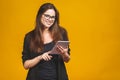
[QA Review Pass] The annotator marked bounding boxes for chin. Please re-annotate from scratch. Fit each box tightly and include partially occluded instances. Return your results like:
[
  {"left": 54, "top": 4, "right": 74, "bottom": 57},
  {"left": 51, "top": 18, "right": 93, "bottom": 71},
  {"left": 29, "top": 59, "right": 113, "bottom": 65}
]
[
  {"left": 45, "top": 24, "right": 53, "bottom": 28},
  {"left": 42, "top": 24, "right": 50, "bottom": 27}
]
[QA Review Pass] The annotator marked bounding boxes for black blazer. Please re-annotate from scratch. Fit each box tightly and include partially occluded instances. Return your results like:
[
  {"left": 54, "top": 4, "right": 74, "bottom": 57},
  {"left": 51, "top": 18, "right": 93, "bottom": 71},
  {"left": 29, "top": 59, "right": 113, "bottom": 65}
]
[{"left": 22, "top": 27, "right": 70, "bottom": 80}]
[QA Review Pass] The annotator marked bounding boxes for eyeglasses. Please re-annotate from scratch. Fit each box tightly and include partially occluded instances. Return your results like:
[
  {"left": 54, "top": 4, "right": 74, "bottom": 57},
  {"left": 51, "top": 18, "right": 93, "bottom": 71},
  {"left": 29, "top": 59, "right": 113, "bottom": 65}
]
[{"left": 43, "top": 14, "right": 55, "bottom": 20}]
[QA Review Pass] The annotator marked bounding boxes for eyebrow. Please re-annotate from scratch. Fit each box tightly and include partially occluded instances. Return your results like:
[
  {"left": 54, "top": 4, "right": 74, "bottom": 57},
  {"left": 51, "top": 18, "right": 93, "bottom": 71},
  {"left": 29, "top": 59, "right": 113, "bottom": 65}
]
[{"left": 44, "top": 14, "right": 55, "bottom": 17}]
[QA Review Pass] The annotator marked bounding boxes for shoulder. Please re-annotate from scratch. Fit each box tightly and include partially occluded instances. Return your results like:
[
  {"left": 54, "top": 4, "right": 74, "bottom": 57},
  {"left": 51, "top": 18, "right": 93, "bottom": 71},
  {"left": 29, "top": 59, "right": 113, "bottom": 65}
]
[
  {"left": 24, "top": 30, "right": 35, "bottom": 42},
  {"left": 59, "top": 26, "right": 68, "bottom": 34},
  {"left": 59, "top": 26, "right": 69, "bottom": 40},
  {"left": 24, "top": 30, "right": 34, "bottom": 38}
]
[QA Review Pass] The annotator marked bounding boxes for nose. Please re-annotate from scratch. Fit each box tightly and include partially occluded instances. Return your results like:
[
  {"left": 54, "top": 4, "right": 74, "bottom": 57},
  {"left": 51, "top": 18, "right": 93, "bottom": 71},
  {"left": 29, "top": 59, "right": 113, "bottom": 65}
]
[{"left": 49, "top": 17, "right": 52, "bottom": 20}]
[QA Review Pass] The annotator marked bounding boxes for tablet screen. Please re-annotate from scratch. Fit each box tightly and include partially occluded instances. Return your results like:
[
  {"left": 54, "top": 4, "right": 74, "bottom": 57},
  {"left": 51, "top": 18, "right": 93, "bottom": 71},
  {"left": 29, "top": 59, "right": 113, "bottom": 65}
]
[{"left": 50, "top": 41, "right": 70, "bottom": 54}]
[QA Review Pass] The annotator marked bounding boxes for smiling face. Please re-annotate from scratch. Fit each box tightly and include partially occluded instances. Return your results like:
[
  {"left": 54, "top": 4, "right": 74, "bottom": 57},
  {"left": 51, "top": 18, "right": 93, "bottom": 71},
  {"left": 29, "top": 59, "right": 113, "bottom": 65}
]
[{"left": 41, "top": 9, "right": 55, "bottom": 29}]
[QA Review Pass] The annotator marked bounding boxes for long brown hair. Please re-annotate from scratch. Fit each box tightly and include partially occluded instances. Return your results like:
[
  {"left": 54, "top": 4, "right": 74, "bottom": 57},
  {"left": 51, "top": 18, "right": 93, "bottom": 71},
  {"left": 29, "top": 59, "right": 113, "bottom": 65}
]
[{"left": 30, "top": 3, "right": 63, "bottom": 53}]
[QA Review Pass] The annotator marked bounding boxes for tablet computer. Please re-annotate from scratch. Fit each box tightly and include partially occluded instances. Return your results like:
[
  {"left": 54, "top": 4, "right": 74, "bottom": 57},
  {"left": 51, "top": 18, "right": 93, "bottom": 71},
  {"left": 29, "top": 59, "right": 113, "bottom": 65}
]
[{"left": 50, "top": 41, "right": 70, "bottom": 54}]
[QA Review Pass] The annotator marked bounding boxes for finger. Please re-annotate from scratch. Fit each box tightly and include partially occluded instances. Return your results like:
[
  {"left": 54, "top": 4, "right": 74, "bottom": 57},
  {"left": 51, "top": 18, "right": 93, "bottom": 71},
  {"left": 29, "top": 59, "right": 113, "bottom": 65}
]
[
  {"left": 47, "top": 51, "right": 51, "bottom": 54},
  {"left": 45, "top": 56, "right": 49, "bottom": 61},
  {"left": 44, "top": 55, "right": 52, "bottom": 61},
  {"left": 46, "top": 54, "right": 51, "bottom": 61},
  {"left": 47, "top": 55, "right": 52, "bottom": 60},
  {"left": 57, "top": 46, "right": 63, "bottom": 51},
  {"left": 42, "top": 55, "right": 47, "bottom": 61},
  {"left": 56, "top": 46, "right": 64, "bottom": 54},
  {"left": 56, "top": 46, "right": 60, "bottom": 52},
  {"left": 49, "top": 55, "right": 52, "bottom": 59},
  {"left": 42, "top": 54, "right": 49, "bottom": 61},
  {"left": 57, "top": 46, "right": 65, "bottom": 54}
]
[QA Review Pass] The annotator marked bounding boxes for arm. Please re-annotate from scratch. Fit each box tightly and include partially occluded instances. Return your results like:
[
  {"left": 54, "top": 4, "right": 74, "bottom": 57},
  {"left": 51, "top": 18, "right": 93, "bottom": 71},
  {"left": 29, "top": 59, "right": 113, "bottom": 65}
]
[
  {"left": 57, "top": 46, "right": 70, "bottom": 63},
  {"left": 61, "top": 28, "right": 71, "bottom": 62},
  {"left": 23, "top": 55, "right": 42, "bottom": 69},
  {"left": 23, "top": 51, "right": 52, "bottom": 70},
  {"left": 61, "top": 52, "right": 70, "bottom": 63},
  {"left": 22, "top": 33, "right": 52, "bottom": 70}
]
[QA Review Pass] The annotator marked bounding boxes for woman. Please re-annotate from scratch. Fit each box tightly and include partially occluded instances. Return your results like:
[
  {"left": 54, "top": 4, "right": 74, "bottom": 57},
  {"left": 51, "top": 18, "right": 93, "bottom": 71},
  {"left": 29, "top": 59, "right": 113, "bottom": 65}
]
[{"left": 22, "top": 3, "right": 70, "bottom": 80}]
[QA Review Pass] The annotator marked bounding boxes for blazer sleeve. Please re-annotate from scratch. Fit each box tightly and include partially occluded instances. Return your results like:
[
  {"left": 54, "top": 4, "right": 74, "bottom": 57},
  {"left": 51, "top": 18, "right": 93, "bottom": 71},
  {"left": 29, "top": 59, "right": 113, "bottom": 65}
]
[
  {"left": 22, "top": 34, "right": 31, "bottom": 64},
  {"left": 62, "top": 28, "right": 71, "bottom": 55}
]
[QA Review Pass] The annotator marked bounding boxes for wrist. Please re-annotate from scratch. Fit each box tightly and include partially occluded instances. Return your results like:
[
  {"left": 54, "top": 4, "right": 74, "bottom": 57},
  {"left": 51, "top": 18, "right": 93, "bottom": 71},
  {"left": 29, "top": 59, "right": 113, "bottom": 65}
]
[
  {"left": 62, "top": 53, "right": 70, "bottom": 62},
  {"left": 62, "top": 52, "right": 68, "bottom": 56},
  {"left": 62, "top": 52, "right": 68, "bottom": 58},
  {"left": 38, "top": 55, "right": 43, "bottom": 60}
]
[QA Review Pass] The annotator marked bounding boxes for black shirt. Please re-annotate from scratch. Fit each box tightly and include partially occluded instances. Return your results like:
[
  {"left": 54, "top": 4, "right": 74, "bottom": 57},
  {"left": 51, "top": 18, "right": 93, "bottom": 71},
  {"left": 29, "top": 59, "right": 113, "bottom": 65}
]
[{"left": 35, "top": 42, "right": 58, "bottom": 80}]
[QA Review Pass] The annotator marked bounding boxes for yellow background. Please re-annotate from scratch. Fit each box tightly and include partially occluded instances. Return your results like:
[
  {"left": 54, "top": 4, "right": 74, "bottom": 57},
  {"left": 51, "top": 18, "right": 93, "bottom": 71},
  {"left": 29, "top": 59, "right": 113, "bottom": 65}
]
[{"left": 0, "top": 0, "right": 120, "bottom": 80}]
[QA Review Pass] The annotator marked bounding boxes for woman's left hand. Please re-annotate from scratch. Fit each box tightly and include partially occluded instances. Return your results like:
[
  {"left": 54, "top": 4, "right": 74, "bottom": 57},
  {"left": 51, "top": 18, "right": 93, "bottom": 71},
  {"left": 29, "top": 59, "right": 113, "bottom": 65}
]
[
  {"left": 56, "top": 45, "right": 68, "bottom": 55},
  {"left": 56, "top": 45, "right": 70, "bottom": 62}
]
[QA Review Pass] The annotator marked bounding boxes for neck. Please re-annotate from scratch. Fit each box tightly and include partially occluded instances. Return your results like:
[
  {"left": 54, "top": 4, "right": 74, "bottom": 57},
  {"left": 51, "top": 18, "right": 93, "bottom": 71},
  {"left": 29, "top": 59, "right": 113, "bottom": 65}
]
[
  {"left": 44, "top": 26, "right": 49, "bottom": 29},
  {"left": 43, "top": 28, "right": 49, "bottom": 33}
]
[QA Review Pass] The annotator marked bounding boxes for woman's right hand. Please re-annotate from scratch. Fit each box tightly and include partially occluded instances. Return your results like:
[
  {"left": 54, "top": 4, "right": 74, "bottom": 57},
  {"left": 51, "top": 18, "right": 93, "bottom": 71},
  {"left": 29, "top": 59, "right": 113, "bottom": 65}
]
[{"left": 41, "top": 51, "right": 52, "bottom": 61}]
